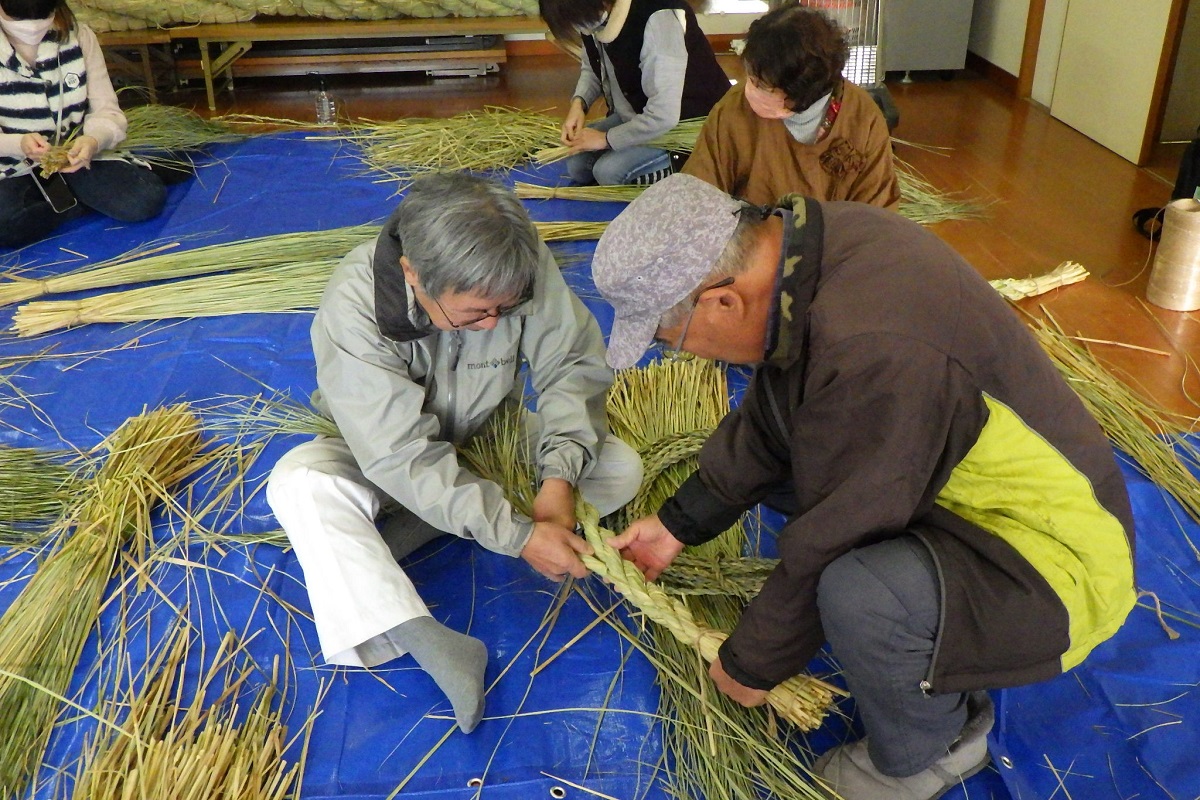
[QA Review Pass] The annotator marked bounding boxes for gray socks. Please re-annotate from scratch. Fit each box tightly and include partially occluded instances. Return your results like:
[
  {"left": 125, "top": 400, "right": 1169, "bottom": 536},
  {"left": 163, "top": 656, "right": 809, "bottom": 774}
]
[
  {"left": 387, "top": 617, "right": 488, "bottom": 733},
  {"left": 379, "top": 510, "right": 447, "bottom": 562}
]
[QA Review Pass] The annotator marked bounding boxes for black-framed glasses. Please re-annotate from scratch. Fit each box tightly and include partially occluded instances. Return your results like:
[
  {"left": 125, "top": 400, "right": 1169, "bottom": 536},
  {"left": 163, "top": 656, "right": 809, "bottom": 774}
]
[
  {"left": 430, "top": 287, "right": 532, "bottom": 329},
  {"left": 659, "top": 276, "right": 735, "bottom": 358}
]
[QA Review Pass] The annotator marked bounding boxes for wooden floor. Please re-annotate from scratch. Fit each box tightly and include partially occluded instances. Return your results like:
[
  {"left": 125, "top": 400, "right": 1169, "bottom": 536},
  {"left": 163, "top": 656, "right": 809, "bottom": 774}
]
[{"left": 159, "top": 53, "right": 1197, "bottom": 417}]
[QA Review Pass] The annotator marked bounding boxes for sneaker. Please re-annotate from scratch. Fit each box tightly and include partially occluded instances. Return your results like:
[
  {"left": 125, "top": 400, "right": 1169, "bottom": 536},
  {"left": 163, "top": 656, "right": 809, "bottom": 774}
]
[{"left": 813, "top": 692, "right": 994, "bottom": 800}]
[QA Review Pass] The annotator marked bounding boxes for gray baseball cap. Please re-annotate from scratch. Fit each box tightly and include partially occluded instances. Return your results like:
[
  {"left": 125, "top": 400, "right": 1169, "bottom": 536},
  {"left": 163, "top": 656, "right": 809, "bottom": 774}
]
[{"left": 593, "top": 174, "right": 744, "bottom": 369}]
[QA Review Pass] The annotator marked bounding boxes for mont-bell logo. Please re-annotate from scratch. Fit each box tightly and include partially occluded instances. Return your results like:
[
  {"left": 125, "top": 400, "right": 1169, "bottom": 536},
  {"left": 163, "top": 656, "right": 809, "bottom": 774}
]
[{"left": 466, "top": 354, "right": 517, "bottom": 370}]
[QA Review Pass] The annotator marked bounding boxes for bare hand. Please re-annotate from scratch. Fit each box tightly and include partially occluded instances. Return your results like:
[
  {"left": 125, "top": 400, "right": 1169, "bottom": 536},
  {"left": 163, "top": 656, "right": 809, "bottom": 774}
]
[
  {"left": 605, "top": 514, "right": 684, "bottom": 581},
  {"left": 710, "top": 657, "right": 769, "bottom": 707},
  {"left": 521, "top": 521, "right": 592, "bottom": 582},
  {"left": 566, "top": 127, "right": 609, "bottom": 154},
  {"left": 62, "top": 135, "right": 98, "bottom": 173},
  {"left": 560, "top": 98, "right": 588, "bottom": 146},
  {"left": 20, "top": 133, "right": 50, "bottom": 161},
  {"left": 532, "top": 477, "right": 575, "bottom": 531}
]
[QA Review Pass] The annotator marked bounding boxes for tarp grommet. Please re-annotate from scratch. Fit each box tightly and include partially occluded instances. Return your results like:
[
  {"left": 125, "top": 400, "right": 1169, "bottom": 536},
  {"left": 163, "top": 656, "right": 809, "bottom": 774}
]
[
  {"left": 550, "top": 787, "right": 567, "bottom": 798},
  {"left": 467, "top": 777, "right": 484, "bottom": 788}
]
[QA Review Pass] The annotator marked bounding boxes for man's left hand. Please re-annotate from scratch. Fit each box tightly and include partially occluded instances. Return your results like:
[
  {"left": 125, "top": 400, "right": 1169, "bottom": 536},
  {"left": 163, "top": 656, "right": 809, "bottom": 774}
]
[
  {"left": 532, "top": 477, "right": 575, "bottom": 531},
  {"left": 567, "top": 127, "right": 609, "bottom": 154},
  {"left": 709, "top": 657, "right": 769, "bottom": 707},
  {"left": 62, "top": 135, "right": 99, "bottom": 173}
]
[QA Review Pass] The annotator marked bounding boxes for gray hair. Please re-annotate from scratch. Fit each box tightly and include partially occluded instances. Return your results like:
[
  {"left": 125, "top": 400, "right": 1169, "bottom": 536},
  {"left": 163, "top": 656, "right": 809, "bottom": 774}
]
[
  {"left": 659, "top": 208, "right": 766, "bottom": 330},
  {"left": 392, "top": 172, "right": 540, "bottom": 301}
]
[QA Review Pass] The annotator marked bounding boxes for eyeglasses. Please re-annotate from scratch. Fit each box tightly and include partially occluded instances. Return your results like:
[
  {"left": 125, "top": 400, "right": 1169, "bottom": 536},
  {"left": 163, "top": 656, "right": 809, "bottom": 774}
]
[
  {"left": 430, "top": 288, "right": 532, "bottom": 329},
  {"left": 659, "top": 276, "right": 735, "bottom": 358}
]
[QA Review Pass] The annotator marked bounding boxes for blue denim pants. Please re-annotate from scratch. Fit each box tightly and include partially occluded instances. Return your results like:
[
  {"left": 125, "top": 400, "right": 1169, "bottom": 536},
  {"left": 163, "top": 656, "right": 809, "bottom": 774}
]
[
  {"left": 565, "top": 114, "right": 672, "bottom": 186},
  {"left": 0, "top": 159, "right": 166, "bottom": 249}
]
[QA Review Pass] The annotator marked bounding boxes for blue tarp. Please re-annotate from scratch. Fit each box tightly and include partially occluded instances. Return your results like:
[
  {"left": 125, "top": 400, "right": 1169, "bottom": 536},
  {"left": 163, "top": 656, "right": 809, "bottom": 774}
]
[{"left": 1, "top": 132, "right": 1197, "bottom": 800}]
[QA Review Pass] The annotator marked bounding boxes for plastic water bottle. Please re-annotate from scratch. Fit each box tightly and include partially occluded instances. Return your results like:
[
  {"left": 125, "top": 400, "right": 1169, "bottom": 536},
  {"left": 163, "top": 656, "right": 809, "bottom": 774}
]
[{"left": 312, "top": 73, "right": 336, "bottom": 125}]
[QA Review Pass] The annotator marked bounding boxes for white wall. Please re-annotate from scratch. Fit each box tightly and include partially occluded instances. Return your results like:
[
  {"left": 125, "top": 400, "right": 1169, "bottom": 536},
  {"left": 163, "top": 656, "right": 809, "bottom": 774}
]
[
  {"left": 1161, "top": 0, "right": 1200, "bottom": 142},
  {"left": 1031, "top": 0, "right": 1067, "bottom": 106},
  {"left": 968, "top": 0, "right": 1030, "bottom": 76}
]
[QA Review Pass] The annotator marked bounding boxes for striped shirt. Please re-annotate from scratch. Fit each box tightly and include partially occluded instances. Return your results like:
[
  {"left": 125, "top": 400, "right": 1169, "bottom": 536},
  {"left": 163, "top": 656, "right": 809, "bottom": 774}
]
[{"left": 1, "top": 23, "right": 125, "bottom": 179}]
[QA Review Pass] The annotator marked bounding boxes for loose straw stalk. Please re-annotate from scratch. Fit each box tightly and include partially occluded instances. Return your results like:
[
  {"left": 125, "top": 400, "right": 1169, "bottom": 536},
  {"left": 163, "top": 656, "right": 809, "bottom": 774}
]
[{"left": 0, "top": 405, "right": 212, "bottom": 797}]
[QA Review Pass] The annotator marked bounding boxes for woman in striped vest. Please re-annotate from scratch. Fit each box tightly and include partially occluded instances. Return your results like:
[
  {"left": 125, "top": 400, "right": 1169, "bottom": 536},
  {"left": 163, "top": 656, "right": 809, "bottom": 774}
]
[{"left": 0, "top": 0, "right": 166, "bottom": 248}]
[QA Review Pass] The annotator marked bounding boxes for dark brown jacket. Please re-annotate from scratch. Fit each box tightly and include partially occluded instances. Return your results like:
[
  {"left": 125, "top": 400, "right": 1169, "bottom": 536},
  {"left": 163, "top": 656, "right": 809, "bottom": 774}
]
[{"left": 658, "top": 198, "right": 1136, "bottom": 694}]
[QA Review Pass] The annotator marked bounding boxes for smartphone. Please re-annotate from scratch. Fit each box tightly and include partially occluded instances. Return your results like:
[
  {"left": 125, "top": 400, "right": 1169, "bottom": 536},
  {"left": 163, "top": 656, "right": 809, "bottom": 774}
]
[{"left": 31, "top": 171, "right": 78, "bottom": 214}]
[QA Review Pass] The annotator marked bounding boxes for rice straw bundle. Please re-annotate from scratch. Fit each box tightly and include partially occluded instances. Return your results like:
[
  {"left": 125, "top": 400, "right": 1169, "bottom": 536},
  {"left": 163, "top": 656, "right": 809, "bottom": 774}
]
[
  {"left": 71, "top": 628, "right": 307, "bottom": 800},
  {"left": 0, "top": 445, "right": 83, "bottom": 548},
  {"left": 533, "top": 118, "right": 706, "bottom": 165},
  {"left": 0, "top": 405, "right": 212, "bottom": 797},
  {"left": 517, "top": 160, "right": 987, "bottom": 228},
  {"left": 7, "top": 221, "right": 606, "bottom": 334},
  {"left": 0, "top": 224, "right": 379, "bottom": 307},
  {"left": 116, "top": 104, "right": 246, "bottom": 160},
  {"left": 339, "top": 107, "right": 562, "bottom": 183},
  {"left": 990, "top": 262, "right": 1089, "bottom": 302},
  {"left": 1029, "top": 315, "right": 1200, "bottom": 531},
  {"left": 534, "top": 221, "right": 608, "bottom": 242},
  {"left": 514, "top": 182, "right": 645, "bottom": 203},
  {"left": 12, "top": 260, "right": 338, "bottom": 337},
  {"left": 38, "top": 146, "right": 71, "bottom": 177}
]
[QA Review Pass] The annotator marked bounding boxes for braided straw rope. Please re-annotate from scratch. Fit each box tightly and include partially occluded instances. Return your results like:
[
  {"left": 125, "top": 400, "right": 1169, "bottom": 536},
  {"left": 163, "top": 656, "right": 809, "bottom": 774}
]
[
  {"left": 576, "top": 501, "right": 841, "bottom": 732},
  {"left": 71, "top": 0, "right": 537, "bottom": 32},
  {"left": 629, "top": 428, "right": 711, "bottom": 518}
]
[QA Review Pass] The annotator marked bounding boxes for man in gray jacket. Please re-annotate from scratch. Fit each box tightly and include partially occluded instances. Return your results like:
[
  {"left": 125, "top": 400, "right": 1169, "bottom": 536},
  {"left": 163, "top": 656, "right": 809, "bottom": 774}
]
[{"left": 267, "top": 173, "right": 642, "bottom": 734}]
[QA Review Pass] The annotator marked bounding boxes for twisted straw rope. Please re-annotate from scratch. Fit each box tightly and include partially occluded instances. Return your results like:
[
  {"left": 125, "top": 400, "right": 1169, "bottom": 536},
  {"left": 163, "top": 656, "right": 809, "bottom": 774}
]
[
  {"left": 73, "top": 0, "right": 537, "bottom": 32},
  {"left": 576, "top": 502, "right": 841, "bottom": 731},
  {"left": 629, "top": 428, "right": 711, "bottom": 518}
]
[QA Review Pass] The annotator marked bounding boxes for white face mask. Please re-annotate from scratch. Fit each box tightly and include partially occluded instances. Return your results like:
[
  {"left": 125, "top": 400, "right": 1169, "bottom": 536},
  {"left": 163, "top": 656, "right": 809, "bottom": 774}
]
[{"left": 1, "top": 15, "right": 56, "bottom": 47}]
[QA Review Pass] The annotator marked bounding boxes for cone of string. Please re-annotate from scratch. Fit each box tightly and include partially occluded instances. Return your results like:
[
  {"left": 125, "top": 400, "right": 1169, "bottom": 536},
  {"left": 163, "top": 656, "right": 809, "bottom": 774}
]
[{"left": 1146, "top": 198, "right": 1200, "bottom": 311}]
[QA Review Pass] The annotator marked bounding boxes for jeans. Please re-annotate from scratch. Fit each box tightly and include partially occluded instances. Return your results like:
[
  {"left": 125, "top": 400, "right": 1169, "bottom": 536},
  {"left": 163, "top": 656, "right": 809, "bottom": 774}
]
[
  {"left": 0, "top": 160, "right": 166, "bottom": 248},
  {"left": 565, "top": 114, "right": 672, "bottom": 186}
]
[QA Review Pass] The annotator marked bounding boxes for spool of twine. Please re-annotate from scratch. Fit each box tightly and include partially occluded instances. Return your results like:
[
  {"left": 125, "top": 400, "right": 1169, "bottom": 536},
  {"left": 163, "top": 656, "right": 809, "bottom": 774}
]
[{"left": 1147, "top": 198, "right": 1200, "bottom": 311}]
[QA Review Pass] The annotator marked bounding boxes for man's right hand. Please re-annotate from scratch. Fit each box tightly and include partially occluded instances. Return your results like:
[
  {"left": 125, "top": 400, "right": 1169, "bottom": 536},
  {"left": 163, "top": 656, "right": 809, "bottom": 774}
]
[
  {"left": 606, "top": 515, "right": 685, "bottom": 581},
  {"left": 520, "top": 521, "right": 593, "bottom": 582}
]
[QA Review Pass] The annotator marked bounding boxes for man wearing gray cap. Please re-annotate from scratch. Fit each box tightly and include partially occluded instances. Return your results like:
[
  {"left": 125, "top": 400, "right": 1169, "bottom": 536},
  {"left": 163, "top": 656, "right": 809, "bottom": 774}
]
[{"left": 594, "top": 173, "right": 1135, "bottom": 800}]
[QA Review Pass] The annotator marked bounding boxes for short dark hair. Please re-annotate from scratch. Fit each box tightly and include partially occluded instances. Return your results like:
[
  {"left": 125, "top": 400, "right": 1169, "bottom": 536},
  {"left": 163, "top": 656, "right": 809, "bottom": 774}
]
[
  {"left": 0, "top": 0, "right": 73, "bottom": 31},
  {"left": 539, "top": 0, "right": 609, "bottom": 44},
  {"left": 743, "top": 3, "right": 848, "bottom": 112}
]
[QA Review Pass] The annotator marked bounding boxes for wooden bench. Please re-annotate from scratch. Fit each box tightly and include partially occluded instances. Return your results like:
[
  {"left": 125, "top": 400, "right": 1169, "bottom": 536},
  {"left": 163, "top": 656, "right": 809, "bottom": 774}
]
[
  {"left": 169, "top": 16, "right": 548, "bottom": 110},
  {"left": 97, "top": 29, "right": 174, "bottom": 102}
]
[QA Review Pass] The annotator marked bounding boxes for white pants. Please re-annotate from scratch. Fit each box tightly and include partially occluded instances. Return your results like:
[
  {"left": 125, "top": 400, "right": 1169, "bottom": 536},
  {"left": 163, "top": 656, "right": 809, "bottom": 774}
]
[{"left": 267, "top": 433, "right": 642, "bottom": 668}]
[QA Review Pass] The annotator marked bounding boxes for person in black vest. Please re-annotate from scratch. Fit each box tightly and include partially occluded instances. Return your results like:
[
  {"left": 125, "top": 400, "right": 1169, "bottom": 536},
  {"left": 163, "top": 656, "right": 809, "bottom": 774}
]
[
  {"left": 0, "top": 0, "right": 167, "bottom": 249},
  {"left": 540, "top": 0, "right": 730, "bottom": 186}
]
